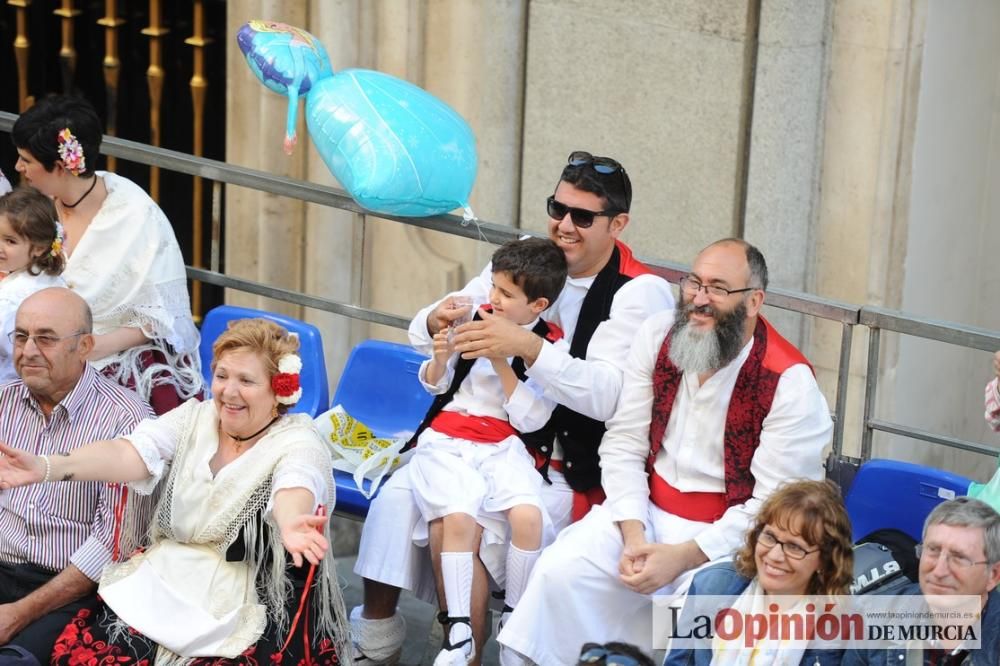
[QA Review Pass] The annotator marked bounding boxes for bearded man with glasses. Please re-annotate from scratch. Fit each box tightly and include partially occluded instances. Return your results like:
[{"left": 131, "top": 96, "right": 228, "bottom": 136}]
[
  {"left": 350, "top": 152, "right": 674, "bottom": 664},
  {"left": 498, "top": 239, "right": 833, "bottom": 664},
  {"left": 0, "top": 288, "right": 152, "bottom": 666},
  {"left": 845, "top": 497, "right": 1000, "bottom": 665}
]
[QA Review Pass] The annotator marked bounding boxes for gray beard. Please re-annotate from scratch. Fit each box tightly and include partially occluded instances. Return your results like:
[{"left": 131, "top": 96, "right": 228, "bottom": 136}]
[
  {"left": 667, "top": 300, "right": 748, "bottom": 374},
  {"left": 668, "top": 322, "right": 723, "bottom": 375}
]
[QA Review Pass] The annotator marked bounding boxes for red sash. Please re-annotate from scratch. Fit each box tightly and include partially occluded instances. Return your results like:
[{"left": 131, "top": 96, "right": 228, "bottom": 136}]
[
  {"left": 430, "top": 411, "right": 517, "bottom": 444},
  {"left": 529, "top": 450, "right": 606, "bottom": 522},
  {"left": 648, "top": 472, "right": 727, "bottom": 523}
]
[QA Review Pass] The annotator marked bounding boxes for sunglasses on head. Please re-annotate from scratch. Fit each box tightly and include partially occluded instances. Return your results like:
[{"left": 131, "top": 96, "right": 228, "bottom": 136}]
[
  {"left": 578, "top": 643, "right": 642, "bottom": 666},
  {"left": 567, "top": 151, "right": 624, "bottom": 175},
  {"left": 547, "top": 195, "right": 617, "bottom": 228}
]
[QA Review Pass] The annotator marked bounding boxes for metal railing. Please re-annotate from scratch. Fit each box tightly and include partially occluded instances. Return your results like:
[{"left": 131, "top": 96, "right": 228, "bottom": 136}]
[{"left": 2, "top": 110, "right": 998, "bottom": 472}]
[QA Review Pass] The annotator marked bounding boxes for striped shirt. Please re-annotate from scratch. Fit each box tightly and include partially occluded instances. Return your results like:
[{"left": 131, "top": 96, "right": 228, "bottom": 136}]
[
  {"left": 0, "top": 364, "right": 153, "bottom": 581},
  {"left": 987, "top": 378, "right": 1000, "bottom": 432}
]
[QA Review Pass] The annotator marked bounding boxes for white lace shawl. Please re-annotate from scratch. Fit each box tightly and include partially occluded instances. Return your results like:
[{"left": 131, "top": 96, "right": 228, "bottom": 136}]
[
  {"left": 116, "top": 399, "right": 352, "bottom": 664},
  {"left": 64, "top": 172, "right": 202, "bottom": 401}
]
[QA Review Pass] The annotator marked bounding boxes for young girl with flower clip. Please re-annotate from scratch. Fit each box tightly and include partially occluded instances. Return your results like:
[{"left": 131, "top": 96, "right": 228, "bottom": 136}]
[
  {"left": 0, "top": 186, "right": 67, "bottom": 382},
  {"left": 12, "top": 94, "right": 202, "bottom": 413}
]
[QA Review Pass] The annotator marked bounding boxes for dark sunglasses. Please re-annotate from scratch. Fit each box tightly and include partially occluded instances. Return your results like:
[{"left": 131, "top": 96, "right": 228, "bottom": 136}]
[
  {"left": 567, "top": 151, "right": 624, "bottom": 175},
  {"left": 547, "top": 195, "right": 616, "bottom": 228},
  {"left": 578, "top": 643, "right": 642, "bottom": 666}
]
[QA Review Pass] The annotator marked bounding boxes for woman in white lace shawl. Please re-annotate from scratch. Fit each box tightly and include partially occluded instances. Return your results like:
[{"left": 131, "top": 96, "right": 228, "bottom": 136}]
[
  {"left": 12, "top": 94, "right": 202, "bottom": 414},
  {"left": 0, "top": 318, "right": 351, "bottom": 666}
]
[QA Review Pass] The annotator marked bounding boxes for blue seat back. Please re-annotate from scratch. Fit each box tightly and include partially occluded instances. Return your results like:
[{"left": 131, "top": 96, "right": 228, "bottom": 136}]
[
  {"left": 845, "top": 458, "right": 973, "bottom": 542},
  {"left": 331, "top": 339, "right": 431, "bottom": 518},
  {"left": 199, "top": 305, "right": 329, "bottom": 417},
  {"left": 331, "top": 339, "right": 432, "bottom": 439}
]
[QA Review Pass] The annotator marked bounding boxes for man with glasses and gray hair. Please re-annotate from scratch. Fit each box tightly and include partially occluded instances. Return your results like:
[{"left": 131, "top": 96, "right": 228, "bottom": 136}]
[
  {"left": 845, "top": 497, "right": 1000, "bottom": 665},
  {"left": 498, "top": 238, "right": 833, "bottom": 664},
  {"left": 0, "top": 287, "right": 151, "bottom": 666}
]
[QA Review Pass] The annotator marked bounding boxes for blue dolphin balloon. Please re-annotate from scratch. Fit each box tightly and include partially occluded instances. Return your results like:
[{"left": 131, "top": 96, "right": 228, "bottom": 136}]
[{"left": 237, "top": 20, "right": 477, "bottom": 217}]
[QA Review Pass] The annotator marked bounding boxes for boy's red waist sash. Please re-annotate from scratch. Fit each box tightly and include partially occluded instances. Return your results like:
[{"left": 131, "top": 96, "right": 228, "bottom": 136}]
[
  {"left": 430, "top": 411, "right": 517, "bottom": 443},
  {"left": 648, "top": 472, "right": 727, "bottom": 523}
]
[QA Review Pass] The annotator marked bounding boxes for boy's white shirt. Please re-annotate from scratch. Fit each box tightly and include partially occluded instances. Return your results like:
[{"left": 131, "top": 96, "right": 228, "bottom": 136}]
[{"left": 417, "top": 315, "right": 569, "bottom": 434}]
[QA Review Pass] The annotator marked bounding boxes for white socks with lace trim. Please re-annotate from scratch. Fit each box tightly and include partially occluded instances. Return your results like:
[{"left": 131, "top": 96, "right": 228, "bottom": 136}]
[
  {"left": 440, "top": 551, "right": 474, "bottom": 645},
  {"left": 504, "top": 544, "right": 540, "bottom": 611}
]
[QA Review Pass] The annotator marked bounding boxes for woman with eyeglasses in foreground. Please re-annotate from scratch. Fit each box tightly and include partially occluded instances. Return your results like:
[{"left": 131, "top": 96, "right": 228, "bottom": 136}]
[{"left": 664, "top": 479, "right": 854, "bottom": 666}]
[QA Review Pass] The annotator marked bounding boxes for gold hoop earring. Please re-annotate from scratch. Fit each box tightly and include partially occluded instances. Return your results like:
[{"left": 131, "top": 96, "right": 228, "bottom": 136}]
[{"left": 271, "top": 404, "right": 279, "bottom": 419}]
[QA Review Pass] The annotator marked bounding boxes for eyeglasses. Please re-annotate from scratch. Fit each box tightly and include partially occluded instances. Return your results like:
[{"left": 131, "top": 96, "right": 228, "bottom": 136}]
[
  {"left": 757, "top": 529, "right": 818, "bottom": 560},
  {"left": 8, "top": 330, "right": 85, "bottom": 349},
  {"left": 547, "top": 195, "right": 615, "bottom": 229},
  {"left": 579, "top": 643, "right": 642, "bottom": 666},
  {"left": 916, "top": 544, "right": 991, "bottom": 570},
  {"left": 679, "top": 275, "right": 759, "bottom": 299}
]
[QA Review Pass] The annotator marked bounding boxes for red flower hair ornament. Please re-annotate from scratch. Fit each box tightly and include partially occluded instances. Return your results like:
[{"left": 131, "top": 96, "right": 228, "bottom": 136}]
[{"left": 272, "top": 353, "right": 302, "bottom": 405}]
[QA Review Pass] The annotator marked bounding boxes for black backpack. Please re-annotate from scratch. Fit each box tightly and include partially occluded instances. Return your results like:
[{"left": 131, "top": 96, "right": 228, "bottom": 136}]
[{"left": 850, "top": 528, "right": 919, "bottom": 595}]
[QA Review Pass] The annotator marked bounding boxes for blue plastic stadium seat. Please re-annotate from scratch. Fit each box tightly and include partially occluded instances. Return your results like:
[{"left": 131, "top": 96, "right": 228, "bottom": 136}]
[
  {"left": 199, "top": 305, "right": 329, "bottom": 418},
  {"left": 330, "top": 339, "right": 432, "bottom": 518},
  {"left": 845, "top": 458, "right": 973, "bottom": 542}
]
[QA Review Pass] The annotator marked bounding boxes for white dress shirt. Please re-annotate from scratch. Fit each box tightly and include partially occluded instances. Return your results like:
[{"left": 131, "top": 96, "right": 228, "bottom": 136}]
[{"left": 599, "top": 310, "right": 833, "bottom": 560}]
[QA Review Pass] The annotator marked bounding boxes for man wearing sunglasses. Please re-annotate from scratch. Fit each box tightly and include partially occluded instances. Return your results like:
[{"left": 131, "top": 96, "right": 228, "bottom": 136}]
[
  {"left": 845, "top": 498, "right": 1000, "bottom": 665},
  {"left": 498, "top": 239, "right": 832, "bottom": 664},
  {"left": 350, "top": 152, "right": 674, "bottom": 664},
  {"left": 0, "top": 288, "right": 152, "bottom": 666}
]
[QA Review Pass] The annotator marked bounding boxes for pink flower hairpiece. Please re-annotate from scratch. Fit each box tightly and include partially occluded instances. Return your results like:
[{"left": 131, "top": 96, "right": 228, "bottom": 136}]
[
  {"left": 272, "top": 353, "right": 303, "bottom": 405},
  {"left": 57, "top": 128, "right": 87, "bottom": 176}
]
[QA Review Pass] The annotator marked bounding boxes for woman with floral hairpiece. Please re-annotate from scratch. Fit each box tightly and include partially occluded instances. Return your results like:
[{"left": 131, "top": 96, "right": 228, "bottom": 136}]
[
  {"left": 0, "top": 318, "right": 350, "bottom": 665},
  {"left": 11, "top": 94, "right": 202, "bottom": 414}
]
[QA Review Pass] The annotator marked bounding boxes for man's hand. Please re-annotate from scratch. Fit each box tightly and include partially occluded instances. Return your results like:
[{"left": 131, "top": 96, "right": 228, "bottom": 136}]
[
  {"left": 0, "top": 601, "right": 28, "bottom": 644},
  {"left": 426, "top": 296, "right": 474, "bottom": 336},
  {"left": 453, "top": 309, "right": 543, "bottom": 363},
  {"left": 0, "top": 442, "right": 46, "bottom": 489},
  {"left": 619, "top": 541, "right": 708, "bottom": 595},
  {"left": 993, "top": 350, "right": 1000, "bottom": 381},
  {"left": 617, "top": 520, "right": 648, "bottom": 577}
]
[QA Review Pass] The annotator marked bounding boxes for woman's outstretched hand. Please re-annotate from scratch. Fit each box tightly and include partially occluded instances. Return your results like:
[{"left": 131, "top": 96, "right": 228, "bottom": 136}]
[
  {"left": 280, "top": 513, "right": 329, "bottom": 567},
  {"left": 0, "top": 442, "right": 45, "bottom": 489}
]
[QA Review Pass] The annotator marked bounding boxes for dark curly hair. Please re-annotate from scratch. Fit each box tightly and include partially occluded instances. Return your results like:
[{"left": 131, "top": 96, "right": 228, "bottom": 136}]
[
  {"left": 0, "top": 187, "right": 65, "bottom": 276},
  {"left": 734, "top": 479, "right": 854, "bottom": 596}
]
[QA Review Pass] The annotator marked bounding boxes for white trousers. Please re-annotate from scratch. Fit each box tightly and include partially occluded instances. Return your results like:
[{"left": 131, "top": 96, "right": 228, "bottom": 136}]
[
  {"left": 354, "top": 461, "right": 575, "bottom": 604},
  {"left": 496, "top": 502, "right": 717, "bottom": 665}
]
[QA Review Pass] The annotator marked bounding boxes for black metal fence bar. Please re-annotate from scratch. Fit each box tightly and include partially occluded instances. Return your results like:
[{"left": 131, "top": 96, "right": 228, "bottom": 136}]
[
  {"left": 867, "top": 418, "right": 1000, "bottom": 458},
  {"left": 186, "top": 267, "right": 411, "bottom": 330}
]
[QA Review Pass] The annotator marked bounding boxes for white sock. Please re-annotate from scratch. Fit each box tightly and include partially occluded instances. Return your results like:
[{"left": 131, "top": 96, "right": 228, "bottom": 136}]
[
  {"left": 504, "top": 544, "right": 540, "bottom": 610},
  {"left": 440, "top": 551, "right": 473, "bottom": 644}
]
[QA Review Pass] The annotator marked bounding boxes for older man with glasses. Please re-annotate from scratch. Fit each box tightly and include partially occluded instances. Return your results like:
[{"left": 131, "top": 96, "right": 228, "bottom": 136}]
[
  {"left": 0, "top": 287, "right": 152, "bottom": 666},
  {"left": 498, "top": 238, "right": 833, "bottom": 665},
  {"left": 351, "top": 151, "right": 675, "bottom": 664},
  {"left": 845, "top": 497, "right": 1000, "bottom": 665}
]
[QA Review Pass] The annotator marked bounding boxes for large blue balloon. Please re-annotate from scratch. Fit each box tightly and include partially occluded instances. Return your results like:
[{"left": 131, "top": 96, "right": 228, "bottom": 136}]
[
  {"left": 237, "top": 20, "right": 477, "bottom": 217},
  {"left": 306, "top": 70, "right": 477, "bottom": 217}
]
